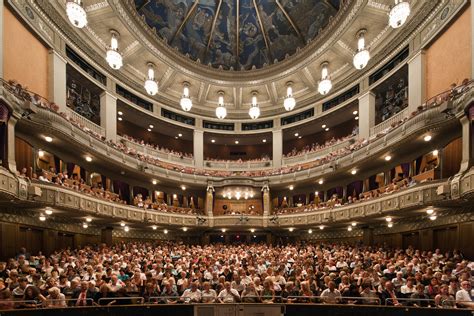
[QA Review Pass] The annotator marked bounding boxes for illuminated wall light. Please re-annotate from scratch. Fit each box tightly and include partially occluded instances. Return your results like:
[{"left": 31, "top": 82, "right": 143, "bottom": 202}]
[
  {"left": 38, "top": 150, "right": 45, "bottom": 158},
  {"left": 182, "top": 227, "right": 188, "bottom": 232},
  {"left": 322, "top": 124, "right": 326, "bottom": 129},
  {"left": 351, "top": 222, "right": 357, "bottom": 226},
  {"left": 385, "top": 155, "right": 392, "bottom": 161},
  {"left": 124, "top": 226, "right": 129, "bottom": 232},
  {"left": 105, "top": 30, "right": 123, "bottom": 70},
  {"left": 118, "top": 111, "right": 123, "bottom": 116},
  {"left": 86, "top": 217, "right": 92, "bottom": 222},
  {"left": 44, "top": 208, "right": 53, "bottom": 215},
  {"left": 152, "top": 225, "right": 157, "bottom": 230},
  {"left": 308, "top": 229, "right": 313, "bottom": 234},
  {"left": 180, "top": 82, "right": 193, "bottom": 112},
  {"left": 294, "top": 133, "right": 299, "bottom": 137},
  {"left": 163, "top": 229, "right": 168, "bottom": 234},
  {"left": 319, "top": 225, "right": 324, "bottom": 230},
  {"left": 221, "top": 228, "right": 227, "bottom": 233},
  {"left": 347, "top": 226, "right": 353, "bottom": 231},
  {"left": 250, "top": 228, "right": 255, "bottom": 233},
  {"left": 249, "top": 91, "right": 261, "bottom": 119},
  {"left": 351, "top": 169, "right": 357, "bottom": 175},
  {"left": 325, "top": 128, "right": 330, "bottom": 131},
  {"left": 44, "top": 136, "right": 53, "bottom": 142},
  {"left": 353, "top": 110, "right": 358, "bottom": 115},
  {"left": 85, "top": 156, "right": 92, "bottom": 162},
  {"left": 118, "top": 117, "right": 123, "bottom": 121},
  {"left": 173, "top": 194, "right": 177, "bottom": 199},
  {"left": 178, "top": 133, "right": 183, "bottom": 137},
  {"left": 147, "top": 128, "right": 152, "bottom": 132},
  {"left": 289, "top": 185, "right": 294, "bottom": 191},
  {"left": 152, "top": 180, "right": 158, "bottom": 185},
  {"left": 318, "top": 179, "right": 324, "bottom": 185},
  {"left": 387, "top": 222, "right": 393, "bottom": 228},
  {"left": 432, "top": 150, "right": 439, "bottom": 156},
  {"left": 386, "top": 217, "right": 392, "bottom": 222},
  {"left": 426, "top": 208, "right": 434, "bottom": 215},
  {"left": 39, "top": 214, "right": 46, "bottom": 221},
  {"left": 355, "top": 116, "right": 359, "bottom": 120},
  {"left": 235, "top": 140, "right": 239, "bottom": 144},
  {"left": 120, "top": 222, "right": 126, "bottom": 227},
  {"left": 149, "top": 124, "right": 154, "bottom": 129},
  {"left": 288, "top": 228, "right": 294, "bottom": 232},
  {"left": 262, "top": 139, "right": 267, "bottom": 143},
  {"left": 144, "top": 63, "right": 158, "bottom": 96},
  {"left": 424, "top": 135, "right": 432, "bottom": 142},
  {"left": 211, "top": 139, "right": 216, "bottom": 143},
  {"left": 429, "top": 215, "right": 437, "bottom": 221},
  {"left": 181, "top": 185, "right": 186, "bottom": 191},
  {"left": 82, "top": 223, "right": 88, "bottom": 229}
]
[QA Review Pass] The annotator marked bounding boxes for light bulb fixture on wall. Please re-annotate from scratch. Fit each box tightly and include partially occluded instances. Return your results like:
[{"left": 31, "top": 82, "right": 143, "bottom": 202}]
[
  {"left": 144, "top": 62, "right": 158, "bottom": 96},
  {"left": 389, "top": 0, "right": 411, "bottom": 29},
  {"left": 66, "top": 0, "right": 87, "bottom": 28},
  {"left": 215, "top": 91, "right": 227, "bottom": 119},
  {"left": 318, "top": 62, "right": 332, "bottom": 95},
  {"left": 106, "top": 30, "right": 123, "bottom": 70},
  {"left": 353, "top": 29, "right": 370, "bottom": 70},
  {"left": 249, "top": 91, "right": 261, "bottom": 119},
  {"left": 180, "top": 82, "right": 192, "bottom": 112},
  {"left": 283, "top": 82, "right": 296, "bottom": 111}
]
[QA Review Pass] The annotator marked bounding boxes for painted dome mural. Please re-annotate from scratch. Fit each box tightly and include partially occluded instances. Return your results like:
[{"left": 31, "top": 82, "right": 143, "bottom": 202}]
[{"left": 134, "top": 0, "right": 340, "bottom": 70}]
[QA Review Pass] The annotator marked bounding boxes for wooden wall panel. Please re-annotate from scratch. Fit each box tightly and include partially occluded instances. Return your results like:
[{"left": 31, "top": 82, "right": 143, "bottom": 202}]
[
  {"left": 14, "top": 137, "right": 34, "bottom": 173},
  {"left": 442, "top": 138, "right": 462, "bottom": 178},
  {"left": 425, "top": 5, "right": 472, "bottom": 99},
  {"left": 213, "top": 198, "right": 262, "bottom": 215},
  {"left": 0, "top": 223, "right": 18, "bottom": 259},
  {"left": 459, "top": 222, "right": 474, "bottom": 259},
  {"left": 433, "top": 226, "right": 458, "bottom": 253}
]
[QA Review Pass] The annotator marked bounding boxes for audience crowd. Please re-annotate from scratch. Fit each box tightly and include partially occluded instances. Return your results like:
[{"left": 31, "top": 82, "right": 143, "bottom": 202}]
[{"left": 0, "top": 242, "right": 472, "bottom": 310}]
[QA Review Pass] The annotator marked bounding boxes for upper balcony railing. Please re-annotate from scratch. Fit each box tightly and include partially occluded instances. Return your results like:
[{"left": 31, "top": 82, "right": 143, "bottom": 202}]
[{"left": 2, "top": 78, "right": 473, "bottom": 179}]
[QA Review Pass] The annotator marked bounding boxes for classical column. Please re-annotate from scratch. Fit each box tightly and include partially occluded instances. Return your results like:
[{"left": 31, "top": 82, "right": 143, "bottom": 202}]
[
  {"left": 407, "top": 50, "right": 426, "bottom": 113},
  {"left": 262, "top": 184, "right": 270, "bottom": 216},
  {"left": 272, "top": 130, "right": 283, "bottom": 168},
  {"left": 99, "top": 91, "right": 117, "bottom": 141},
  {"left": 205, "top": 184, "right": 214, "bottom": 217},
  {"left": 193, "top": 129, "right": 204, "bottom": 168},
  {"left": 48, "top": 50, "right": 67, "bottom": 113},
  {"left": 358, "top": 91, "right": 375, "bottom": 140},
  {"left": 459, "top": 110, "right": 474, "bottom": 173},
  {"left": 6, "top": 116, "right": 18, "bottom": 173}
]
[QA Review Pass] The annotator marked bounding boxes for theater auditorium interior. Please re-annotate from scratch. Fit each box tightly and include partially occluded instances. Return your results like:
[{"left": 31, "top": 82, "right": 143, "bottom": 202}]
[{"left": 0, "top": 0, "right": 473, "bottom": 315}]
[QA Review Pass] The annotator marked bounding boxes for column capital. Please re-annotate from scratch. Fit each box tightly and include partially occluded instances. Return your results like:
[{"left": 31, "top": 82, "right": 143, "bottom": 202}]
[
  {"left": 48, "top": 49, "right": 68, "bottom": 64},
  {"left": 358, "top": 90, "right": 376, "bottom": 100},
  {"left": 407, "top": 49, "right": 426, "bottom": 64},
  {"left": 100, "top": 90, "right": 117, "bottom": 100}
]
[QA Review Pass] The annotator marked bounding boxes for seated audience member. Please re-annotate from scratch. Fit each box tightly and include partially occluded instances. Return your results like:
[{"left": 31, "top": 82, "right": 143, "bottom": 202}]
[
  {"left": 218, "top": 282, "right": 240, "bottom": 303},
  {"left": 380, "top": 281, "right": 401, "bottom": 306},
  {"left": 456, "top": 281, "right": 474, "bottom": 309},
  {"left": 201, "top": 282, "right": 217, "bottom": 303},
  {"left": 434, "top": 284, "right": 455, "bottom": 308},
  {"left": 409, "top": 284, "right": 431, "bottom": 307},
  {"left": 72, "top": 281, "right": 94, "bottom": 307},
  {"left": 160, "top": 282, "right": 178, "bottom": 304},
  {"left": 22, "top": 285, "right": 46, "bottom": 308},
  {"left": 181, "top": 281, "right": 202, "bottom": 303},
  {"left": 320, "top": 281, "right": 342, "bottom": 304},
  {"left": 46, "top": 287, "right": 66, "bottom": 308}
]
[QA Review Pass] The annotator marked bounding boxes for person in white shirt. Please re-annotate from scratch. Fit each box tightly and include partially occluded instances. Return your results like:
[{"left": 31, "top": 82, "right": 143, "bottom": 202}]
[
  {"left": 218, "top": 282, "right": 240, "bottom": 303},
  {"left": 320, "top": 281, "right": 341, "bottom": 304},
  {"left": 456, "top": 281, "right": 474, "bottom": 309},
  {"left": 46, "top": 287, "right": 66, "bottom": 308},
  {"left": 181, "top": 281, "right": 202, "bottom": 303},
  {"left": 201, "top": 282, "right": 217, "bottom": 303}
]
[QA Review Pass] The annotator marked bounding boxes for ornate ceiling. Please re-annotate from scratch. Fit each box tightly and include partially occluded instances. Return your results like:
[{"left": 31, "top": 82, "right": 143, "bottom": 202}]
[
  {"left": 33, "top": 0, "right": 442, "bottom": 119},
  {"left": 133, "top": 0, "right": 340, "bottom": 70}
]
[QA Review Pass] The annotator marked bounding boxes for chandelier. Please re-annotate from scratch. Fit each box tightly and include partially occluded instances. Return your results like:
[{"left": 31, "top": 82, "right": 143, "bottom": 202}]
[
  {"left": 249, "top": 92, "right": 260, "bottom": 119},
  {"left": 283, "top": 82, "right": 296, "bottom": 111},
  {"left": 318, "top": 62, "right": 332, "bottom": 95},
  {"left": 180, "top": 82, "right": 192, "bottom": 112},
  {"left": 66, "top": 0, "right": 87, "bottom": 28},
  {"left": 389, "top": 0, "right": 411, "bottom": 29},
  {"left": 144, "top": 63, "right": 158, "bottom": 96},
  {"left": 215, "top": 91, "right": 227, "bottom": 119},
  {"left": 353, "top": 29, "right": 370, "bottom": 70},
  {"left": 106, "top": 30, "right": 123, "bottom": 70}
]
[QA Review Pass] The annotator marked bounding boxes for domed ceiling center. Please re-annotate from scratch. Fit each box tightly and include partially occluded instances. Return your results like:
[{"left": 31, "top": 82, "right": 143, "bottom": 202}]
[{"left": 134, "top": 0, "right": 340, "bottom": 71}]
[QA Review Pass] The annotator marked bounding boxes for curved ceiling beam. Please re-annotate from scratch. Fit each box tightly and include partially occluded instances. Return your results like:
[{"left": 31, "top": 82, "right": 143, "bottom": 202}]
[
  {"left": 170, "top": 0, "right": 200, "bottom": 45},
  {"left": 275, "top": 0, "right": 305, "bottom": 45},
  {"left": 252, "top": 0, "right": 272, "bottom": 63},
  {"left": 205, "top": 0, "right": 223, "bottom": 59}
]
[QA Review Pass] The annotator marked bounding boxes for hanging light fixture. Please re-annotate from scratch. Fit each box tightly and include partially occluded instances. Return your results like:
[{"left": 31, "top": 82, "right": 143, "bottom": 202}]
[
  {"left": 353, "top": 29, "right": 370, "bottom": 70},
  {"left": 389, "top": 0, "right": 411, "bottom": 29},
  {"left": 66, "top": 0, "right": 87, "bottom": 28},
  {"left": 106, "top": 30, "right": 123, "bottom": 70},
  {"left": 318, "top": 62, "right": 332, "bottom": 95},
  {"left": 215, "top": 91, "right": 227, "bottom": 119},
  {"left": 180, "top": 82, "right": 192, "bottom": 112},
  {"left": 249, "top": 91, "right": 260, "bottom": 119},
  {"left": 144, "top": 62, "right": 158, "bottom": 96},
  {"left": 283, "top": 82, "right": 296, "bottom": 111}
]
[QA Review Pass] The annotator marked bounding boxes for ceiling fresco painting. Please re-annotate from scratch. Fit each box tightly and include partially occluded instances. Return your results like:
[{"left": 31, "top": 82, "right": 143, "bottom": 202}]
[{"left": 134, "top": 0, "right": 340, "bottom": 70}]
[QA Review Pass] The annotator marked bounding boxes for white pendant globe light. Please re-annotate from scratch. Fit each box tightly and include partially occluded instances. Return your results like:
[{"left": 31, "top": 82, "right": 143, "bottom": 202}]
[
  {"left": 180, "top": 82, "right": 193, "bottom": 112},
  {"left": 389, "top": 0, "right": 411, "bottom": 29},
  {"left": 353, "top": 29, "right": 370, "bottom": 70},
  {"left": 144, "top": 62, "right": 158, "bottom": 96},
  {"left": 106, "top": 30, "right": 123, "bottom": 70},
  {"left": 66, "top": 0, "right": 87, "bottom": 28},
  {"left": 215, "top": 91, "right": 227, "bottom": 119},
  {"left": 318, "top": 62, "right": 332, "bottom": 95},
  {"left": 283, "top": 82, "right": 296, "bottom": 111},
  {"left": 249, "top": 92, "right": 260, "bottom": 120}
]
